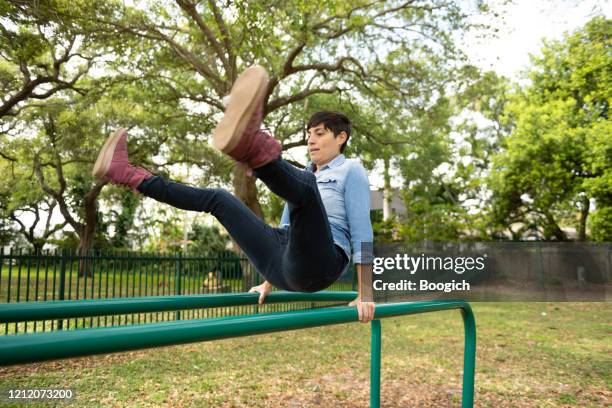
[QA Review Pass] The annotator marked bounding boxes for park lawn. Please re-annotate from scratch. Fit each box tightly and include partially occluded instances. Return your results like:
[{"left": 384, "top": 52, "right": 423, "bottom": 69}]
[{"left": 0, "top": 302, "right": 609, "bottom": 407}]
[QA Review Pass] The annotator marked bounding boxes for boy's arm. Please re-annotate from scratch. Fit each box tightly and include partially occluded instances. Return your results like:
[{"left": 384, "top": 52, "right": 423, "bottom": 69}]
[
  {"left": 350, "top": 263, "right": 375, "bottom": 323},
  {"left": 344, "top": 163, "right": 375, "bottom": 323}
]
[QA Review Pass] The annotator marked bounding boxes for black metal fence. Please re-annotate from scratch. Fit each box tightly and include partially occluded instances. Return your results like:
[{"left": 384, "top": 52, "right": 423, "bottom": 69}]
[{"left": 0, "top": 248, "right": 356, "bottom": 335}]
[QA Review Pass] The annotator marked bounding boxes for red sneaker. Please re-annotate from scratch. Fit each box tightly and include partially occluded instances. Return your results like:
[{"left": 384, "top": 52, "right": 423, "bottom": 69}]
[
  {"left": 212, "top": 65, "right": 281, "bottom": 169},
  {"left": 92, "top": 129, "right": 152, "bottom": 193}
]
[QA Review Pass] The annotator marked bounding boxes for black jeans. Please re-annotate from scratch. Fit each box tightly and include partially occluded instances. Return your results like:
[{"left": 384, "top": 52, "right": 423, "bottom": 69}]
[{"left": 137, "top": 158, "right": 348, "bottom": 292}]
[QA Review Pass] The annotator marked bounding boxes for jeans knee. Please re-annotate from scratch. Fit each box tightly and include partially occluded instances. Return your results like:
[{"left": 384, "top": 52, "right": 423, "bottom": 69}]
[
  {"left": 211, "top": 188, "right": 231, "bottom": 200},
  {"left": 204, "top": 188, "right": 233, "bottom": 214}
]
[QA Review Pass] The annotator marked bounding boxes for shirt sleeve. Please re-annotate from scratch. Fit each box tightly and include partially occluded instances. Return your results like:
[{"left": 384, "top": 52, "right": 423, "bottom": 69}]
[
  {"left": 344, "top": 161, "right": 374, "bottom": 264},
  {"left": 279, "top": 202, "right": 290, "bottom": 228}
]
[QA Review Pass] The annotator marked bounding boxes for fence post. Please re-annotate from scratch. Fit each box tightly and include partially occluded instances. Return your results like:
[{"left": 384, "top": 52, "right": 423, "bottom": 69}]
[
  {"left": 175, "top": 252, "right": 182, "bottom": 320},
  {"left": 57, "top": 250, "right": 67, "bottom": 331},
  {"left": 0, "top": 247, "right": 3, "bottom": 301}
]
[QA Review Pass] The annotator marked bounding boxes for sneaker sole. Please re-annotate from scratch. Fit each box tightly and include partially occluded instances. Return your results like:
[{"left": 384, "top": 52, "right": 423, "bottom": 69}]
[
  {"left": 92, "top": 128, "right": 126, "bottom": 180},
  {"left": 212, "top": 65, "right": 268, "bottom": 153}
]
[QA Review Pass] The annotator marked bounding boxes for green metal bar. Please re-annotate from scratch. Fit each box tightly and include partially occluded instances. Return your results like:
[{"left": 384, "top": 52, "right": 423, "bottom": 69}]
[
  {"left": 0, "top": 292, "right": 357, "bottom": 323},
  {"left": 461, "top": 304, "right": 476, "bottom": 408},
  {"left": 370, "top": 319, "right": 381, "bottom": 408},
  {"left": 0, "top": 300, "right": 470, "bottom": 366},
  {"left": 0, "top": 296, "right": 476, "bottom": 407}
]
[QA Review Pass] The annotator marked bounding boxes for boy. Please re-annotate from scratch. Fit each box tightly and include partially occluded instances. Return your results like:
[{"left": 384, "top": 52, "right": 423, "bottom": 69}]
[{"left": 93, "top": 66, "right": 375, "bottom": 322}]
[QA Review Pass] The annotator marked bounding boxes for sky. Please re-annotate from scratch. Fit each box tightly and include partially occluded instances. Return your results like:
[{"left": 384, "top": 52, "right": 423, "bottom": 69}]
[{"left": 460, "top": 0, "right": 610, "bottom": 82}]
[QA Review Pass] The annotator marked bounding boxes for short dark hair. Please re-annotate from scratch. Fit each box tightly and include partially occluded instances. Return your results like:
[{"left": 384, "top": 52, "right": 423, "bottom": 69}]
[{"left": 306, "top": 111, "right": 351, "bottom": 153}]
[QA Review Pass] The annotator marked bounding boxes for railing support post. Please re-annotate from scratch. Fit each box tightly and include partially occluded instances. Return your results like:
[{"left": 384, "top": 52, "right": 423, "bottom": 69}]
[
  {"left": 461, "top": 305, "right": 476, "bottom": 408},
  {"left": 370, "top": 319, "right": 381, "bottom": 408}
]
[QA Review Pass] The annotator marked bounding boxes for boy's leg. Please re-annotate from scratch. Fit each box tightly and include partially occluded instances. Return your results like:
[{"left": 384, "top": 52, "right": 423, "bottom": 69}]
[
  {"left": 211, "top": 66, "right": 347, "bottom": 290},
  {"left": 92, "top": 128, "right": 291, "bottom": 290},
  {"left": 136, "top": 176, "right": 291, "bottom": 290},
  {"left": 254, "top": 158, "right": 348, "bottom": 292},
  {"left": 92, "top": 128, "right": 152, "bottom": 193}
]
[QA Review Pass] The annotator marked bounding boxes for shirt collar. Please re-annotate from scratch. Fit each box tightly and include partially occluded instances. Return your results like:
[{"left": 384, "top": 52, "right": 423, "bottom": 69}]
[{"left": 307, "top": 154, "right": 346, "bottom": 172}]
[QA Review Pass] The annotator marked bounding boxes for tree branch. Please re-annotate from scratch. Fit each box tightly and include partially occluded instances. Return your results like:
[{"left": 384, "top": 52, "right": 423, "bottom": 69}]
[
  {"left": 76, "top": 14, "right": 225, "bottom": 92},
  {"left": 267, "top": 86, "right": 339, "bottom": 113},
  {"left": 282, "top": 139, "right": 307, "bottom": 150},
  {"left": 353, "top": 123, "right": 414, "bottom": 146},
  {"left": 207, "top": 0, "right": 235, "bottom": 79},
  {"left": 175, "top": 0, "right": 230, "bottom": 77},
  {"left": 33, "top": 155, "right": 83, "bottom": 236}
]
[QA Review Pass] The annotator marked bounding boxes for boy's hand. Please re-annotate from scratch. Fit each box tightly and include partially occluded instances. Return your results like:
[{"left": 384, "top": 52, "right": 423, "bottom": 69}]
[
  {"left": 349, "top": 297, "right": 376, "bottom": 323},
  {"left": 248, "top": 281, "right": 273, "bottom": 305}
]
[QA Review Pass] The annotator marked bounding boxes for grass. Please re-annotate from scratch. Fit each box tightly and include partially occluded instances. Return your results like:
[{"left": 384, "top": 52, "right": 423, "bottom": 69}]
[{"left": 0, "top": 302, "right": 610, "bottom": 407}]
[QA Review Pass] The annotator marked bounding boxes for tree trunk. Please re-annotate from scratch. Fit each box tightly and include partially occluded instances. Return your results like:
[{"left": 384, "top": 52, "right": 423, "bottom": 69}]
[
  {"left": 578, "top": 195, "right": 589, "bottom": 242},
  {"left": 382, "top": 156, "right": 391, "bottom": 221},
  {"left": 77, "top": 187, "right": 102, "bottom": 277},
  {"left": 232, "top": 165, "right": 264, "bottom": 219},
  {"left": 232, "top": 165, "right": 264, "bottom": 290},
  {"left": 544, "top": 213, "right": 568, "bottom": 241},
  {"left": 76, "top": 231, "right": 95, "bottom": 278},
  {"left": 32, "top": 241, "right": 44, "bottom": 253}
]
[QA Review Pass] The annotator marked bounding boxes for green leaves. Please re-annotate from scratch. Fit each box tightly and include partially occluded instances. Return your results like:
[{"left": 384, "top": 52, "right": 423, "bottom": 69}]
[{"left": 488, "top": 16, "right": 611, "bottom": 241}]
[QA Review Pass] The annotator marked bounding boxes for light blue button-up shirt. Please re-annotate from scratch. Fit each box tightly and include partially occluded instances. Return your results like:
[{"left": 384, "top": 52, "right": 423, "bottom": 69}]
[{"left": 280, "top": 154, "right": 374, "bottom": 265}]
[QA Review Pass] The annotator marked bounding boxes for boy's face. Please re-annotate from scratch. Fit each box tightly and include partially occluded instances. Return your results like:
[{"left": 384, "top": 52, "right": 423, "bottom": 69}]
[{"left": 307, "top": 123, "right": 347, "bottom": 168}]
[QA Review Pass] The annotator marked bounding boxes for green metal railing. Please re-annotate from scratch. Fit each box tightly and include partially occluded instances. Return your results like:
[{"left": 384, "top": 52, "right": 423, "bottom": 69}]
[{"left": 0, "top": 292, "right": 476, "bottom": 407}]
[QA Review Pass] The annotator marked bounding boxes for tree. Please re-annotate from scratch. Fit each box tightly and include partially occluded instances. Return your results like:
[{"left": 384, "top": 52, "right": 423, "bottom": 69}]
[
  {"left": 1, "top": 0, "right": 109, "bottom": 262},
  {"left": 65, "top": 0, "right": 482, "bottom": 217},
  {"left": 450, "top": 69, "right": 513, "bottom": 240},
  {"left": 187, "top": 222, "right": 229, "bottom": 253},
  {"left": 1, "top": 0, "right": 222, "bottom": 264},
  {"left": 0, "top": 0, "right": 95, "bottom": 118},
  {"left": 1, "top": 0, "right": 498, "bottom": 257},
  {"left": 0, "top": 151, "right": 68, "bottom": 250},
  {"left": 488, "top": 17, "right": 611, "bottom": 241}
]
